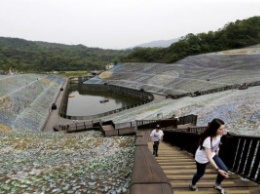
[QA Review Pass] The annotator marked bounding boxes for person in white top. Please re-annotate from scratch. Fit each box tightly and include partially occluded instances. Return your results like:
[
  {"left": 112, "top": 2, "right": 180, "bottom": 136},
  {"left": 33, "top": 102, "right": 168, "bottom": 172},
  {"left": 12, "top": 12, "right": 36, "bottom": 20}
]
[
  {"left": 150, "top": 125, "right": 164, "bottom": 157},
  {"left": 189, "top": 118, "right": 229, "bottom": 194}
]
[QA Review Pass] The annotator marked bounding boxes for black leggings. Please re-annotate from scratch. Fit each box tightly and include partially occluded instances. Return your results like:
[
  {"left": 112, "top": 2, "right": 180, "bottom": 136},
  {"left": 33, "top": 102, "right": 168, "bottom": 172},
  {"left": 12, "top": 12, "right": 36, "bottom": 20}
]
[
  {"left": 192, "top": 155, "right": 228, "bottom": 185},
  {"left": 153, "top": 141, "right": 160, "bottom": 154}
]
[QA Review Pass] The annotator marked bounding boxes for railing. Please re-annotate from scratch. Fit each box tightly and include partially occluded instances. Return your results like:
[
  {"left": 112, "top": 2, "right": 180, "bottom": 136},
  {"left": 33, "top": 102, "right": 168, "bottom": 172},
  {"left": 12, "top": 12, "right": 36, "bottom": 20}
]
[
  {"left": 136, "top": 119, "right": 178, "bottom": 130},
  {"left": 173, "top": 126, "right": 207, "bottom": 134},
  {"left": 60, "top": 101, "right": 152, "bottom": 120},
  {"left": 53, "top": 119, "right": 101, "bottom": 132},
  {"left": 220, "top": 134, "right": 260, "bottom": 184},
  {"left": 163, "top": 130, "right": 200, "bottom": 155},
  {"left": 177, "top": 114, "right": 198, "bottom": 126},
  {"left": 163, "top": 130, "right": 260, "bottom": 185},
  {"left": 136, "top": 114, "right": 198, "bottom": 130},
  {"left": 189, "top": 126, "right": 206, "bottom": 134},
  {"left": 115, "top": 121, "right": 135, "bottom": 129}
]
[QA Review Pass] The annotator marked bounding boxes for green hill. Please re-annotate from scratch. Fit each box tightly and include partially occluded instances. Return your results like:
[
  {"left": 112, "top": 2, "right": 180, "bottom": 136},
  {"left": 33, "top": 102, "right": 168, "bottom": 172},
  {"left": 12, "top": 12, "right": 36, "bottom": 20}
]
[
  {"left": 0, "top": 37, "right": 130, "bottom": 72},
  {"left": 123, "top": 16, "right": 260, "bottom": 63},
  {"left": 1, "top": 16, "right": 260, "bottom": 72}
]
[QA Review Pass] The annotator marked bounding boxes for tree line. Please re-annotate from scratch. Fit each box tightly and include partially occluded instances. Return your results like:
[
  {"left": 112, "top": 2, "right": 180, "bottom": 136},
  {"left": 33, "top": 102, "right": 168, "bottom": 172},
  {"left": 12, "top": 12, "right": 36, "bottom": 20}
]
[
  {"left": 122, "top": 16, "right": 260, "bottom": 63},
  {"left": 0, "top": 38, "right": 130, "bottom": 72},
  {"left": 1, "top": 16, "right": 259, "bottom": 72}
]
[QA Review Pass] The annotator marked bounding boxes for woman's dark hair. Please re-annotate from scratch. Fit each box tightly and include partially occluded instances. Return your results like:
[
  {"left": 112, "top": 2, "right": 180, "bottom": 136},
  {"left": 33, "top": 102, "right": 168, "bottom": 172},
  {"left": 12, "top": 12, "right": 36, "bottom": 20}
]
[{"left": 199, "top": 118, "right": 225, "bottom": 149}]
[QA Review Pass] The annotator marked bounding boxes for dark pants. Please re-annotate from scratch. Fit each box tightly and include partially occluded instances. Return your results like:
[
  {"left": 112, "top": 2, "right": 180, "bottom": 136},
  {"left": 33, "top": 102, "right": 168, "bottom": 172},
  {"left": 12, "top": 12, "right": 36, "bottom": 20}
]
[
  {"left": 192, "top": 155, "right": 228, "bottom": 185},
  {"left": 153, "top": 141, "right": 160, "bottom": 155}
]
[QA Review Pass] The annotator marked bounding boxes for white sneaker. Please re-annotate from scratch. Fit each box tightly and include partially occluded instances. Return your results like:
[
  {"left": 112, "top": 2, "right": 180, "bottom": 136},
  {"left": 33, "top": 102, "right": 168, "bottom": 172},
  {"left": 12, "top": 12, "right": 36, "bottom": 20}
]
[
  {"left": 213, "top": 185, "right": 226, "bottom": 194},
  {"left": 189, "top": 183, "right": 198, "bottom": 191}
]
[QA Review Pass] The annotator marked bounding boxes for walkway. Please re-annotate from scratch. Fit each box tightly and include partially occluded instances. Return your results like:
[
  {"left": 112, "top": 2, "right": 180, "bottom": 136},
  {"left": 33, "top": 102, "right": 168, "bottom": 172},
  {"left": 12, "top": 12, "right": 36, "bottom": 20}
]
[
  {"left": 147, "top": 142, "right": 259, "bottom": 194},
  {"left": 43, "top": 79, "right": 71, "bottom": 132}
]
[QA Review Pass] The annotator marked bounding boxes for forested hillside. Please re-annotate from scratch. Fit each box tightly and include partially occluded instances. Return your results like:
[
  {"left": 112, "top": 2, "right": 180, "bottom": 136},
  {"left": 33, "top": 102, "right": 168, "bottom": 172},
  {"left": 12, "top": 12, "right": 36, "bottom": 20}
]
[
  {"left": 123, "top": 16, "right": 260, "bottom": 63},
  {"left": 0, "top": 38, "right": 130, "bottom": 72},
  {"left": 1, "top": 16, "right": 259, "bottom": 72}
]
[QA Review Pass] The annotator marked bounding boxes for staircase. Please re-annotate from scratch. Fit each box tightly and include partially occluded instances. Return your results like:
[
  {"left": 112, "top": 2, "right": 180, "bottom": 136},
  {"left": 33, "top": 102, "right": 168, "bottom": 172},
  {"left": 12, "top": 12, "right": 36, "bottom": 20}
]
[{"left": 148, "top": 142, "right": 259, "bottom": 194}]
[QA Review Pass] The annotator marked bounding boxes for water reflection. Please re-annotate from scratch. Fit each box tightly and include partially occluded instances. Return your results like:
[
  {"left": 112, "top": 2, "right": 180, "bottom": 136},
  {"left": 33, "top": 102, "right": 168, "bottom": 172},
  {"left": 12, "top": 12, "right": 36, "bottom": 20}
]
[{"left": 66, "top": 84, "right": 141, "bottom": 116}]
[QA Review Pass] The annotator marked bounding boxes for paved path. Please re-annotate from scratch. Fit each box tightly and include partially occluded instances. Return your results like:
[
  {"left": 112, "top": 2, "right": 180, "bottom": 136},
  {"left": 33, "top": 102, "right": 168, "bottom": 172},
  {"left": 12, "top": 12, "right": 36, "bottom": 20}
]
[{"left": 43, "top": 79, "right": 71, "bottom": 132}]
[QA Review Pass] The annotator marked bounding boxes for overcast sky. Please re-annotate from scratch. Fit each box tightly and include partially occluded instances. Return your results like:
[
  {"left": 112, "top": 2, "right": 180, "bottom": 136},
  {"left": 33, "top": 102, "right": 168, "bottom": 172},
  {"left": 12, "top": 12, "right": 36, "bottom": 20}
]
[{"left": 0, "top": 0, "right": 259, "bottom": 49}]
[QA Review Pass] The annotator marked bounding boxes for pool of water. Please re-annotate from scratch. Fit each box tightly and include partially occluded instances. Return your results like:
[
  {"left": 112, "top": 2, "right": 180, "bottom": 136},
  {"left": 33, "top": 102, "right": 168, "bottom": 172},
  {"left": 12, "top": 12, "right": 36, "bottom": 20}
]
[{"left": 66, "top": 84, "right": 141, "bottom": 116}]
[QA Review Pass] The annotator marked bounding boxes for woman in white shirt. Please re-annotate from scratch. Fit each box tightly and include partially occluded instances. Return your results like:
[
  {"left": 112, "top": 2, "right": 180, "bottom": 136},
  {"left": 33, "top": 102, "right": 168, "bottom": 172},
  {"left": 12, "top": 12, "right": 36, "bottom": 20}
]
[{"left": 189, "top": 118, "right": 229, "bottom": 194}]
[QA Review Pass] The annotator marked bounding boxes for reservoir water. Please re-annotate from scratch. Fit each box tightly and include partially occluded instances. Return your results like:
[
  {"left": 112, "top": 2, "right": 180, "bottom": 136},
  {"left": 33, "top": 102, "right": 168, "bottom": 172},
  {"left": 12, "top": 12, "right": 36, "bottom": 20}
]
[{"left": 66, "top": 84, "right": 142, "bottom": 116}]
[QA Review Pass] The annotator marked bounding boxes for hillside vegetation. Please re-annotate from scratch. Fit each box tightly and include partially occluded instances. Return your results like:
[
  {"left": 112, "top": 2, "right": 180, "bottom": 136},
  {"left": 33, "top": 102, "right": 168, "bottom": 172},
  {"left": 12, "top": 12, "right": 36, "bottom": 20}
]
[
  {"left": 0, "top": 38, "right": 130, "bottom": 72},
  {"left": 123, "top": 16, "right": 260, "bottom": 63},
  {"left": 1, "top": 16, "right": 259, "bottom": 72}
]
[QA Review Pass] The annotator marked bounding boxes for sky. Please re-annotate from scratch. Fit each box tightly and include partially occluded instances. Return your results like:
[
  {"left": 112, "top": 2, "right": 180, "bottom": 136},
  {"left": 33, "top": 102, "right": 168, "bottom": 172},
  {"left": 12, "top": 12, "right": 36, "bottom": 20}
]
[{"left": 0, "top": 0, "right": 259, "bottom": 49}]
